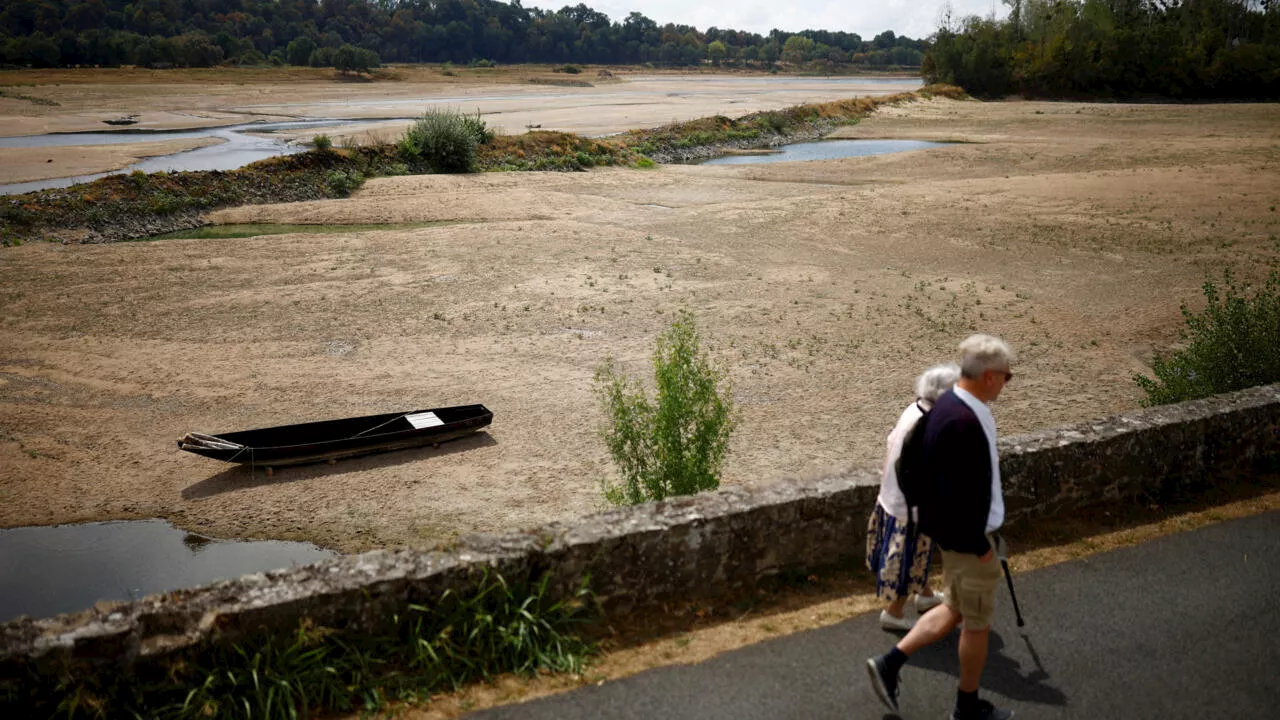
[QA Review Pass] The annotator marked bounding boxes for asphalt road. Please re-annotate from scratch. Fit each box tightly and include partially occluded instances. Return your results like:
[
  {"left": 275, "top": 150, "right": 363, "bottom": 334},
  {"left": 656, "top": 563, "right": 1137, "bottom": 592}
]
[{"left": 469, "top": 511, "right": 1280, "bottom": 720}]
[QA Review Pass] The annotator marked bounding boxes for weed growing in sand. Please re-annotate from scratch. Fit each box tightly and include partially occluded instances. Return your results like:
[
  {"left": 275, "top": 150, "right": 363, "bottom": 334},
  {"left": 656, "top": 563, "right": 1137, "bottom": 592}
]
[
  {"left": 595, "top": 310, "right": 735, "bottom": 506},
  {"left": 19, "top": 571, "right": 594, "bottom": 719},
  {"left": 1136, "top": 269, "right": 1280, "bottom": 405},
  {"left": 400, "top": 108, "right": 493, "bottom": 173}
]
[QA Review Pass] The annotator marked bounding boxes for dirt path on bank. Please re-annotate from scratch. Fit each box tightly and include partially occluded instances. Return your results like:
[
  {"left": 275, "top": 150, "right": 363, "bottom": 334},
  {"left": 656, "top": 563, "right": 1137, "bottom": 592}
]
[{"left": 0, "top": 97, "right": 1277, "bottom": 551}]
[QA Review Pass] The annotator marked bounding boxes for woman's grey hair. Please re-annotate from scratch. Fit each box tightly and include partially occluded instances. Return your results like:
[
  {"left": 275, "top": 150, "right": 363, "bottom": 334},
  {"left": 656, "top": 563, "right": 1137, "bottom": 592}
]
[
  {"left": 958, "top": 334, "right": 1016, "bottom": 379},
  {"left": 915, "top": 362, "right": 961, "bottom": 404}
]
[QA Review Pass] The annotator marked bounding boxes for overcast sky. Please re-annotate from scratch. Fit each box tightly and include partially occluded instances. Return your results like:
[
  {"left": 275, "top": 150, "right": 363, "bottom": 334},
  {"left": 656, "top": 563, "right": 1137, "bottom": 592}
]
[{"left": 525, "top": 1, "right": 1008, "bottom": 40}]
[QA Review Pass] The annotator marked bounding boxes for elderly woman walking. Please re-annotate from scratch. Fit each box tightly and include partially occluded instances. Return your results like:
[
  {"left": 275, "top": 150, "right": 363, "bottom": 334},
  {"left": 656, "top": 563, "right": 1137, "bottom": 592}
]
[{"left": 866, "top": 362, "right": 961, "bottom": 630}]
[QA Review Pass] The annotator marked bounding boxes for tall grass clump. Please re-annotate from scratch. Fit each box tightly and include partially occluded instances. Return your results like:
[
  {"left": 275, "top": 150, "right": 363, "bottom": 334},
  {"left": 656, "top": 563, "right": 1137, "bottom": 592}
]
[
  {"left": 595, "top": 310, "right": 735, "bottom": 505},
  {"left": 1135, "top": 269, "right": 1280, "bottom": 406},
  {"left": 399, "top": 108, "right": 493, "bottom": 173},
  {"left": 13, "top": 571, "right": 594, "bottom": 720}
]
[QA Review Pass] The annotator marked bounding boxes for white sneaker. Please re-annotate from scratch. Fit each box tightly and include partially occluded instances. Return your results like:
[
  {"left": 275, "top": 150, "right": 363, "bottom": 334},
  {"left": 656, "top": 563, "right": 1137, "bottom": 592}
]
[
  {"left": 915, "top": 592, "right": 944, "bottom": 613},
  {"left": 880, "top": 609, "right": 915, "bottom": 631}
]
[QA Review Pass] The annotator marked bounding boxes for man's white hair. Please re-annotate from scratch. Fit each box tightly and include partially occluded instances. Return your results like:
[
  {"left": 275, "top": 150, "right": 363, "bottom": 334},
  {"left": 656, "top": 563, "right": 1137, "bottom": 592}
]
[
  {"left": 915, "top": 362, "right": 961, "bottom": 404},
  {"left": 958, "top": 334, "right": 1016, "bottom": 379}
]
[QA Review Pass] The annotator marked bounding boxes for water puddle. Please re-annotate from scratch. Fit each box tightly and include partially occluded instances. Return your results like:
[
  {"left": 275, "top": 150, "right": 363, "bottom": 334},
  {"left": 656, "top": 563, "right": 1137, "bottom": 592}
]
[
  {"left": 0, "top": 519, "right": 335, "bottom": 622},
  {"left": 0, "top": 118, "right": 393, "bottom": 196},
  {"left": 701, "top": 139, "right": 947, "bottom": 165}
]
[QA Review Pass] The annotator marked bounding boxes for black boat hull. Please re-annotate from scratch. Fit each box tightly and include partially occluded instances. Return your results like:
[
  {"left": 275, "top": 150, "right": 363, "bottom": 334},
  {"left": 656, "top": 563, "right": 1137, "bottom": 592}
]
[{"left": 178, "top": 405, "right": 492, "bottom": 467}]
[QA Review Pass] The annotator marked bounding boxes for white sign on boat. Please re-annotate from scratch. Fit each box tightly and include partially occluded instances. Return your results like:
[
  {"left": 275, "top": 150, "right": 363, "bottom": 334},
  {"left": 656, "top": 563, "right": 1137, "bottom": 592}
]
[{"left": 405, "top": 412, "right": 444, "bottom": 429}]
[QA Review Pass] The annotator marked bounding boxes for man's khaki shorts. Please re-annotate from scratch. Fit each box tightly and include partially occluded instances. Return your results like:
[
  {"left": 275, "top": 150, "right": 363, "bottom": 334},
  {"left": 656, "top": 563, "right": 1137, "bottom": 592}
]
[{"left": 940, "top": 546, "right": 1002, "bottom": 630}]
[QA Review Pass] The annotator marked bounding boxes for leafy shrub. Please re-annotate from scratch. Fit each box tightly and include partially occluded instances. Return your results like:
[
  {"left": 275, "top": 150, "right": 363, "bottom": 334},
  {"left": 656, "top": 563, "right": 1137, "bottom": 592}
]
[
  {"left": 332, "top": 43, "right": 380, "bottom": 74},
  {"left": 286, "top": 36, "right": 317, "bottom": 66},
  {"left": 397, "top": 136, "right": 420, "bottom": 160},
  {"left": 308, "top": 46, "right": 335, "bottom": 67},
  {"left": 236, "top": 49, "right": 267, "bottom": 66},
  {"left": 146, "top": 191, "right": 185, "bottom": 214},
  {"left": 1135, "top": 270, "right": 1280, "bottom": 405},
  {"left": 635, "top": 156, "right": 656, "bottom": 169},
  {"left": 595, "top": 310, "right": 735, "bottom": 505},
  {"left": 556, "top": 64, "right": 582, "bottom": 74},
  {"left": 0, "top": 202, "right": 37, "bottom": 228},
  {"left": 400, "top": 108, "right": 490, "bottom": 173},
  {"left": 312, "top": 134, "right": 333, "bottom": 152},
  {"left": 461, "top": 110, "right": 495, "bottom": 145},
  {"left": 756, "top": 111, "right": 788, "bottom": 134},
  {"left": 325, "top": 169, "right": 364, "bottom": 196}
]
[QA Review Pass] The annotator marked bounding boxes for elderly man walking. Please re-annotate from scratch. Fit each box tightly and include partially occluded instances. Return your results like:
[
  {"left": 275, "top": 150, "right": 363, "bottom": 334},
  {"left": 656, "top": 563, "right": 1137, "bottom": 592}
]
[{"left": 866, "top": 334, "right": 1017, "bottom": 720}]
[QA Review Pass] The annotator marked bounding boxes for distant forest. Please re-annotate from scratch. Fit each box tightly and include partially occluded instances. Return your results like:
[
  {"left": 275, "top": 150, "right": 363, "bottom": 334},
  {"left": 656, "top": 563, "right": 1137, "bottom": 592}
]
[
  {"left": 0, "top": 0, "right": 925, "bottom": 70},
  {"left": 927, "top": 0, "right": 1280, "bottom": 98}
]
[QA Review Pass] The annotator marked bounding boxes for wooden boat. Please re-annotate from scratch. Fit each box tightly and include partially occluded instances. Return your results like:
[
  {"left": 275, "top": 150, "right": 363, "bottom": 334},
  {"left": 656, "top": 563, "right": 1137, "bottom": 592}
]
[{"left": 177, "top": 405, "right": 492, "bottom": 469}]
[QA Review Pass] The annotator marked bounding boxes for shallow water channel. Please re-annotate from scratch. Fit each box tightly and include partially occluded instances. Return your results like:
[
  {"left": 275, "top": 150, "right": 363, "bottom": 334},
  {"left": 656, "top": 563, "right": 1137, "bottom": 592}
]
[
  {"left": 0, "top": 118, "right": 378, "bottom": 196},
  {"left": 0, "top": 519, "right": 334, "bottom": 622},
  {"left": 701, "top": 138, "right": 947, "bottom": 165},
  {"left": 0, "top": 126, "right": 944, "bottom": 198}
]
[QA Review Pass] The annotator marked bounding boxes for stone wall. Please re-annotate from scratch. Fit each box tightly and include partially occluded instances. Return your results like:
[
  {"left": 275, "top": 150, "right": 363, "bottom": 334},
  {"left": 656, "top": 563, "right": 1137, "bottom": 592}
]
[{"left": 3, "top": 384, "right": 1277, "bottom": 683}]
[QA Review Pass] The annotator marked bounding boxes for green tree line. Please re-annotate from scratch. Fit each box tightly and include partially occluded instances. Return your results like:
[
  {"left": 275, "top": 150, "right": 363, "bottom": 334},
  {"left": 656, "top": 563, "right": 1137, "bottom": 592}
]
[
  {"left": 924, "top": 0, "right": 1280, "bottom": 98},
  {"left": 0, "top": 0, "right": 924, "bottom": 70}
]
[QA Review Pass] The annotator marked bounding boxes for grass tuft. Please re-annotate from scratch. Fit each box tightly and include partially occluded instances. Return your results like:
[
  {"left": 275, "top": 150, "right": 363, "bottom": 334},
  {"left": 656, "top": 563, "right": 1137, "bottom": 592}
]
[{"left": 6, "top": 570, "right": 595, "bottom": 719}]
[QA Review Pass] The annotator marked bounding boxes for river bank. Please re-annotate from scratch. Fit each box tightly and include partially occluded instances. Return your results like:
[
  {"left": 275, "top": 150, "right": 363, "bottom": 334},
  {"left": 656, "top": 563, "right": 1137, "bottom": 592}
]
[{"left": 0, "top": 86, "right": 959, "bottom": 245}]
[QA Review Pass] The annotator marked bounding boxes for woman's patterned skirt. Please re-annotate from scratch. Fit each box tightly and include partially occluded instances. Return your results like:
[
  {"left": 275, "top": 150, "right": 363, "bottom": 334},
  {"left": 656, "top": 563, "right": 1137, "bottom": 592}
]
[{"left": 865, "top": 501, "right": 935, "bottom": 602}]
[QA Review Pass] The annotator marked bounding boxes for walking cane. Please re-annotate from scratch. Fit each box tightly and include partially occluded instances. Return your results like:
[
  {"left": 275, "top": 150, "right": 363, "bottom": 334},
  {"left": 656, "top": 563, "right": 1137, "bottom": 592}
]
[{"left": 995, "top": 535, "right": 1025, "bottom": 627}]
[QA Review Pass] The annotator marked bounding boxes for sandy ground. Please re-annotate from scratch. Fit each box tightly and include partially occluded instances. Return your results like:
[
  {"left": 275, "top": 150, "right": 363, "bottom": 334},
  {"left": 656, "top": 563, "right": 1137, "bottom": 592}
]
[
  {"left": 0, "top": 95, "right": 1277, "bottom": 552},
  {"left": 0, "top": 137, "right": 223, "bottom": 183},
  {"left": 0, "top": 67, "right": 920, "bottom": 184}
]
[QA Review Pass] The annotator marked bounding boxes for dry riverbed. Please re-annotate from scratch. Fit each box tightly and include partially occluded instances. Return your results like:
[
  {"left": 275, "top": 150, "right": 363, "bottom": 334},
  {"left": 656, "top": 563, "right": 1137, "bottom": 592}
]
[
  {"left": 0, "top": 66, "right": 921, "bottom": 184},
  {"left": 0, "top": 96, "right": 1277, "bottom": 552},
  {"left": 1, "top": 136, "right": 223, "bottom": 183}
]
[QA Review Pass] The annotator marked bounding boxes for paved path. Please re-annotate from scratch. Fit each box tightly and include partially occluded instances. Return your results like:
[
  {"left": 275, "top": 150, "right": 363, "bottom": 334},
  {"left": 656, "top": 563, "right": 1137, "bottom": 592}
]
[{"left": 469, "top": 511, "right": 1280, "bottom": 720}]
